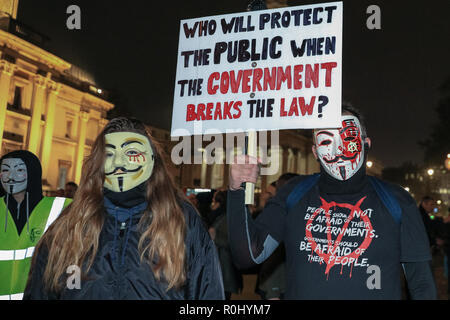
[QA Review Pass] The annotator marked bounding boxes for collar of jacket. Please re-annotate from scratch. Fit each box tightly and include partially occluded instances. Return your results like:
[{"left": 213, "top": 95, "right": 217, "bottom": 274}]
[
  {"left": 103, "top": 196, "right": 147, "bottom": 222},
  {"left": 318, "top": 159, "right": 368, "bottom": 195}
]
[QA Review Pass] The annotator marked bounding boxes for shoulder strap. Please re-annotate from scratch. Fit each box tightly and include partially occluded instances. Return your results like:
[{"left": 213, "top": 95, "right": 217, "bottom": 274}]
[
  {"left": 286, "top": 174, "right": 320, "bottom": 211},
  {"left": 368, "top": 176, "right": 402, "bottom": 224},
  {"left": 286, "top": 175, "right": 402, "bottom": 224},
  {"left": 43, "top": 197, "right": 67, "bottom": 233}
]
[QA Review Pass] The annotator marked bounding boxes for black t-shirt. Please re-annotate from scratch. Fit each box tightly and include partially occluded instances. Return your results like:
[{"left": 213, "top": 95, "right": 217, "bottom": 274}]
[{"left": 228, "top": 171, "right": 431, "bottom": 300}]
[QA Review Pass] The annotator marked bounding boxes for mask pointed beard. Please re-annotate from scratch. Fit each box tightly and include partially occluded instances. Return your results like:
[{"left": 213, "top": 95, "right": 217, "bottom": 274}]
[
  {"left": 339, "top": 166, "right": 346, "bottom": 180},
  {"left": 118, "top": 176, "right": 124, "bottom": 192}
]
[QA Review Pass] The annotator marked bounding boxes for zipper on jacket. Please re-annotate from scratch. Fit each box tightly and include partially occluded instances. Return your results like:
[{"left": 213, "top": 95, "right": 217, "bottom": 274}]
[
  {"left": 119, "top": 222, "right": 126, "bottom": 238},
  {"left": 118, "top": 221, "right": 129, "bottom": 267}
]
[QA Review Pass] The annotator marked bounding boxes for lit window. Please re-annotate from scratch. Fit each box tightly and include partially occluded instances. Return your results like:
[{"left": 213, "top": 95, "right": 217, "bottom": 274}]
[{"left": 66, "top": 120, "right": 72, "bottom": 138}]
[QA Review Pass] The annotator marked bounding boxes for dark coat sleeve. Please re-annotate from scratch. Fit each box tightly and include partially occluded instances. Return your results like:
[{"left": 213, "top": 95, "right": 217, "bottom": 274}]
[
  {"left": 212, "top": 214, "right": 228, "bottom": 248},
  {"left": 403, "top": 261, "right": 437, "bottom": 300},
  {"left": 226, "top": 177, "right": 302, "bottom": 270},
  {"left": 183, "top": 203, "right": 225, "bottom": 300},
  {"left": 227, "top": 189, "right": 278, "bottom": 270},
  {"left": 387, "top": 183, "right": 436, "bottom": 299},
  {"left": 388, "top": 183, "right": 433, "bottom": 262}
]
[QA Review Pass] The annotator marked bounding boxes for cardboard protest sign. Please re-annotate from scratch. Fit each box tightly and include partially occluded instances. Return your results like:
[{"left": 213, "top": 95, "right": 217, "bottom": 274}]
[{"left": 171, "top": 1, "right": 343, "bottom": 136}]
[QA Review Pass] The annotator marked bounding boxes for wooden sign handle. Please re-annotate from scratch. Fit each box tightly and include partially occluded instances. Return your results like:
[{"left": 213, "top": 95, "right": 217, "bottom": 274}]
[{"left": 245, "top": 130, "right": 257, "bottom": 205}]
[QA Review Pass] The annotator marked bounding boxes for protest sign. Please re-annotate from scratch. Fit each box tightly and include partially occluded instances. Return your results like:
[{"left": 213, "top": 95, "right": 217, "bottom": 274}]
[{"left": 171, "top": 1, "right": 343, "bottom": 137}]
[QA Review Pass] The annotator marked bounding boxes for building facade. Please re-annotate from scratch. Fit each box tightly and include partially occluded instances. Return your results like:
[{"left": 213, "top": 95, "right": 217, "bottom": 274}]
[
  {"left": 150, "top": 126, "right": 321, "bottom": 193},
  {"left": 0, "top": 2, "right": 113, "bottom": 194}
]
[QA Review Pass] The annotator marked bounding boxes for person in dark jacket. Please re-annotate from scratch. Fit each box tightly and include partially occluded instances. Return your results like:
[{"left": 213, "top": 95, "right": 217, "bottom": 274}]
[
  {"left": 444, "top": 212, "right": 450, "bottom": 298},
  {"left": 418, "top": 197, "right": 435, "bottom": 242},
  {"left": 24, "top": 117, "right": 224, "bottom": 300},
  {"left": 227, "top": 105, "right": 437, "bottom": 299},
  {"left": 208, "top": 190, "right": 242, "bottom": 299},
  {"left": 206, "top": 189, "right": 226, "bottom": 228},
  {"left": 255, "top": 173, "right": 299, "bottom": 300}
]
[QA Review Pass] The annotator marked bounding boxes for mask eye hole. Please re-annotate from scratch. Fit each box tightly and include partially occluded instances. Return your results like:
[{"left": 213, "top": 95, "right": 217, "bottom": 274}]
[
  {"left": 125, "top": 150, "right": 141, "bottom": 156},
  {"left": 319, "top": 140, "right": 332, "bottom": 146},
  {"left": 344, "top": 137, "right": 355, "bottom": 141}
]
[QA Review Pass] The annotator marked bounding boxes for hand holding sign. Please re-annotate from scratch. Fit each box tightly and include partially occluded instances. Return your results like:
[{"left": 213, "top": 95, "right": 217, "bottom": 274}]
[{"left": 229, "top": 154, "right": 261, "bottom": 191}]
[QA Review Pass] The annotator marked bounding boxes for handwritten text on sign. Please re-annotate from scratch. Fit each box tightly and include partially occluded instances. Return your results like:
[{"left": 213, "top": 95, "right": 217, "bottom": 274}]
[{"left": 171, "top": 2, "right": 342, "bottom": 136}]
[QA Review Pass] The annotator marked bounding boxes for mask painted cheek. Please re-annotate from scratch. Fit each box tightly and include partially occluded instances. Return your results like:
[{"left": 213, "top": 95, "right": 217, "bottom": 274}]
[
  {"left": 131, "top": 168, "right": 144, "bottom": 181},
  {"left": 18, "top": 172, "right": 27, "bottom": 179},
  {"left": 319, "top": 149, "right": 336, "bottom": 163},
  {"left": 104, "top": 157, "right": 116, "bottom": 174},
  {"left": 105, "top": 176, "right": 112, "bottom": 186},
  {"left": 318, "top": 145, "right": 332, "bottom": 155},
  {"left": 343, "top": 139, "right": 361, "bottom": 155},
  {"left": 127, "top": 153, "right": 146, "bottom": 164}
]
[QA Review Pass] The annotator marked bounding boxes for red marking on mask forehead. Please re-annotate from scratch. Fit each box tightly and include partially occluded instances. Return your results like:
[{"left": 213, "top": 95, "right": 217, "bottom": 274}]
[
  {"left": 340, "top": 119, "right": 361, "bottom": 143},
  {"left": 340, "top": 118, "right": 360, "bottom": 134}
]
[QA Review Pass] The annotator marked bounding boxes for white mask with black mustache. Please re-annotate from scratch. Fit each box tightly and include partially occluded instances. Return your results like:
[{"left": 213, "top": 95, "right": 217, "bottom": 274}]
[
  {"left": 314, "top": 115, "right": 365, "bottom": 181},
  {"left": 1, "top": 158, "right": 28, "bottom": 194}
]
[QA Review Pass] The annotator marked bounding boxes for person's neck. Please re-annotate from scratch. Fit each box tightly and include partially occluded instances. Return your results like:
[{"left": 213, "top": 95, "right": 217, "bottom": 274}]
[
  {"left": 103, "top": 182, "right": 147, "bottom": 208},
  {"left": 12, "top": 191, "right": 26, "bottom": 204},
  {"left": 318, "top": 164, "right": 368, "bottom": 195}
]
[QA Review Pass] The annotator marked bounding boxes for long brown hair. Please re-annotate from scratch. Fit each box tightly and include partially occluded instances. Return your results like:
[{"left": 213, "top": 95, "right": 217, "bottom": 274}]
[{"left": 32, "top": 117, "right": 187, "bottom": 292}]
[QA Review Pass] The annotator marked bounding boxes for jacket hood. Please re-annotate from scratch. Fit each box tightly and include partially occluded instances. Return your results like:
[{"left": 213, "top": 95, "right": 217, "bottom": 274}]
[{"left": 0, "top": 150, "right": 43, "bottom": 198}]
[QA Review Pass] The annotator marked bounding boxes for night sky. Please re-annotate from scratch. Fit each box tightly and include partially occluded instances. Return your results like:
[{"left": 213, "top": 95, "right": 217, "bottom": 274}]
[{"left": 17, "top": 0, "right": 450, "bottom": 168}]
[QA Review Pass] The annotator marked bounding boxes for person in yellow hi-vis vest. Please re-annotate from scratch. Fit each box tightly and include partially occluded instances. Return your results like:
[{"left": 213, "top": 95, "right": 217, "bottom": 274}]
[{"left": 0, "top": 150, "right": 72, "bottom": 300}]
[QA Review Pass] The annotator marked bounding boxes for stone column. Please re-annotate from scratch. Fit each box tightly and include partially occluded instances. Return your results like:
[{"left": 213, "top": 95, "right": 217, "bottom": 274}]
[
  {"left": 292, "top": 148, "right": 299, "bottom": 174},
  {"left": 98, "top": 117, "right": 108, "bottom": 135},
  {"left": 223, "top": 163, "right": 229, "bottom": 188},
  {"left": 210, "top": 148, "right": 224, "bottom": 189},
  {"left": 27, "top": 74, "right": 47, "bottom": 155},
  {"left": 281, "top": 145, "right": 289, "bottom": 175},
  {"left": 205, "top": 164, "right": 213, "bottom": 189},
  {"left": 41, "top": 81, "right": 61, "bottom": 179},
  {"left": 74, "top": 111, "right": 89, "bottom": 184},
  {"left": 200, "top": 151, "right": 207, "bottom": 188},
  {"left": 0, "top": 60, "right": 16, "bottom": 150}
]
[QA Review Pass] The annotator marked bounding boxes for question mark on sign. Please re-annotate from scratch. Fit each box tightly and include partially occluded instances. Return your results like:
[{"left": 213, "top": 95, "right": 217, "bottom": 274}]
[{"left": 318, "top": 95, "right": 329, "bottom": 118}]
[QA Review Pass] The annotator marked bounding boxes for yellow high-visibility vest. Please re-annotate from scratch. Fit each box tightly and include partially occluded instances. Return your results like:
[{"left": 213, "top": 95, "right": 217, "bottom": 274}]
[{"left": 0, "top": 196, "right": 72, "bottom": 300}]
